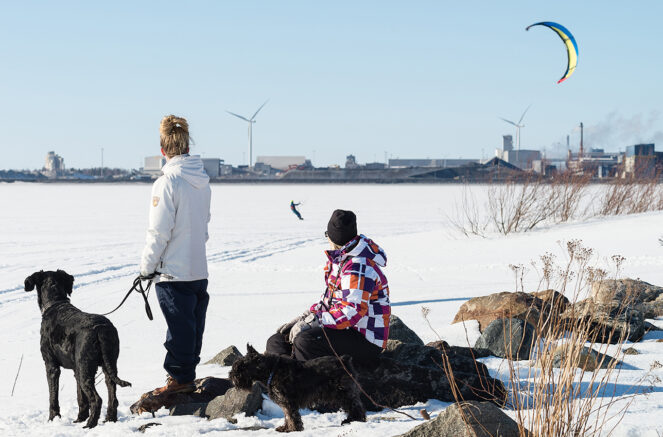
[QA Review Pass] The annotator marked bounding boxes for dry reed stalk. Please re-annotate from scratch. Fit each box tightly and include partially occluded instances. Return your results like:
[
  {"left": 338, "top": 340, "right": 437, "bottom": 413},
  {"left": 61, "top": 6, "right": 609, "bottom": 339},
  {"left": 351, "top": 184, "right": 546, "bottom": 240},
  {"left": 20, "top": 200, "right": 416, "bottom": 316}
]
[{"left": 428, "top": 240, "right": 654, "bottom": 437}]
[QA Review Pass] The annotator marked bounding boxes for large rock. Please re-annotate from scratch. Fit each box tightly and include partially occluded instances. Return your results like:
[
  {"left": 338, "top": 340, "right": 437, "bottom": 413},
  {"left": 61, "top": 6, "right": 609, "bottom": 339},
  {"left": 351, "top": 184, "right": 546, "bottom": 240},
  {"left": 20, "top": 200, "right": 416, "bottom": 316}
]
[
  {"left": 561, "top": 299, "right": 645, "bottom": 343},
  {"left": 384, "top": 340, "right": 492, "bottom": 379},
  {"left": 389, "top": 314, "right": 424, "bottom": 345},
  {"left": 542, "top": 345, "right": 619, "bottom": 372},
  {"left": 531, "top": 289, "right": 570, "bottom": 314},
  {"left": 205, "top": 345, "right": 243, "bottom": 366},
  {"left": 130, "top": 377, "right": 233, "bottom": 415},
  {"left": 206, "top": 382, "right": 264, "bottom": 423},
  {"left": 591, "top": 279, "right": 663, "bottom": 305},
  {"left": 474, "top": 318, "right": 535, "bottom": 360},
  {"left": 591, "top": 279, "right": 663, "bottom": 319},
  {"left": 334, "top": 320, "right": 507, "bottom": 412},
  {"left": 397, "top": 401, "right": 524, "bottom": 437},
  {"left": 452, "top": 292, "right": 548, "bottom": 333},
  {"left": 354, "top": 357, "right": 507, "bottom": 412}
]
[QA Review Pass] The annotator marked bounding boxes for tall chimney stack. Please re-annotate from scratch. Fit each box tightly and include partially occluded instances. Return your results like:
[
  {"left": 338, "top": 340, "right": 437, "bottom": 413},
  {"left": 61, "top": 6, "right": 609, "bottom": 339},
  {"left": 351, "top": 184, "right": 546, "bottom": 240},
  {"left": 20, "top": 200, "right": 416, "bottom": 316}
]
[{"left": 579, "top": 122, "right": 584, "bottom": 158}]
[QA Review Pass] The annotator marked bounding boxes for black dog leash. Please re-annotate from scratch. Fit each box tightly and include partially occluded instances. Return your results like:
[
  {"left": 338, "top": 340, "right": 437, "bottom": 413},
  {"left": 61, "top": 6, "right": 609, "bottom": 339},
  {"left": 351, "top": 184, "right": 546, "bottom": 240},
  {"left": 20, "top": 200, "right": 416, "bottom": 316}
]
[
  {"left": 266, "top": 356, "right": 281, "bottom": 389},
  {"left": 102, "top": 276, "right": 154, "bottom": 320}
]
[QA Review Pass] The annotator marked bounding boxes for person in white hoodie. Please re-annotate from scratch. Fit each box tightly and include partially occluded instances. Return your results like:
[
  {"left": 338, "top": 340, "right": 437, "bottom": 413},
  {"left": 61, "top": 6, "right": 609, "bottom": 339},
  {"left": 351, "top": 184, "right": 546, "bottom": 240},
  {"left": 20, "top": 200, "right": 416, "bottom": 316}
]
[{"left": 140, "top": 115, "right": 211, "bottom": 395}]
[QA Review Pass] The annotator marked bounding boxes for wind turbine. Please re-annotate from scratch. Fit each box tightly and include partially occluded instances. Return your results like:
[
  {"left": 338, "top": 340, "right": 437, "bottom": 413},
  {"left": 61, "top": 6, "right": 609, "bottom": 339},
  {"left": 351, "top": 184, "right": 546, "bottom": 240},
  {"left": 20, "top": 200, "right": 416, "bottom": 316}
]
[
  {"left": 226, "top": 100, "right": 269, "bottom": 168},
  {"left": 500, "top": 105, "right": 531, "bottom": 164}
]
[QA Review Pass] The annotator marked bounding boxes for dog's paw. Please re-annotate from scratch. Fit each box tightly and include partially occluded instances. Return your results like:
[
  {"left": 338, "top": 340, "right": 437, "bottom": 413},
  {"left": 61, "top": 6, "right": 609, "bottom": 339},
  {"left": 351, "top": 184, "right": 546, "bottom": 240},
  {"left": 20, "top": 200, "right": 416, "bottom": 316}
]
[
  {"left": 73, "top": 409, "right": 90, "bottom": 423},
  {"left": 342, "top": 414, "right": 367, "bottom": 425},
  {"left": 103, "top": 413, "right": 118, "bottom": 423},
  {"left": 48, "top": 410, "right": 61, "bottom": 421},
  {"left": 275, "top": 424, "right": 292, "bottom": 433},
  {"left": 83, "top": 417, "right": 99, "bottom": 429}
]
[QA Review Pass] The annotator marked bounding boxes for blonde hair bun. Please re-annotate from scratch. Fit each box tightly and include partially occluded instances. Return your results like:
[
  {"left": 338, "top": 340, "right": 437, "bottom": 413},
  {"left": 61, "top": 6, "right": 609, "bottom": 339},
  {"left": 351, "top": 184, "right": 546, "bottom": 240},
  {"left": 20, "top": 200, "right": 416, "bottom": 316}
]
[{"left": 160, "top": 115, "right": 190, "bottom": 157}]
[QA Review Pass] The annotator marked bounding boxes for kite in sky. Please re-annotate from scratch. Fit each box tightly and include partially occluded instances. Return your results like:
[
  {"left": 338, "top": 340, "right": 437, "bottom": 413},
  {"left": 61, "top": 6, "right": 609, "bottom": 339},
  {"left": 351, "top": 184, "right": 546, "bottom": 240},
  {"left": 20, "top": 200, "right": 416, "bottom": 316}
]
[{"left": 526, "top": 21, "right": 578, "bottom": 84}]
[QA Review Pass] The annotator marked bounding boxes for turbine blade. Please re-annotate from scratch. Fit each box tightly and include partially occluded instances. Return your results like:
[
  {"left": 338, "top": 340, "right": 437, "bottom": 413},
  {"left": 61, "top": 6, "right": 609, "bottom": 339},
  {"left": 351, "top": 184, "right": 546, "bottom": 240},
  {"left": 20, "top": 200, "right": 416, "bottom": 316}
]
[
  {"left": 499, "top": 117, "right": 518, "bottom": 127},
  {"left": 518, "top": 104, "right": 532, "bottom": 125},
  {"left": 226, "top": 111, "right": 250, "bottom": 122},
  {"left": 250, "top": 99, "right": 269, "bottom": 121}
]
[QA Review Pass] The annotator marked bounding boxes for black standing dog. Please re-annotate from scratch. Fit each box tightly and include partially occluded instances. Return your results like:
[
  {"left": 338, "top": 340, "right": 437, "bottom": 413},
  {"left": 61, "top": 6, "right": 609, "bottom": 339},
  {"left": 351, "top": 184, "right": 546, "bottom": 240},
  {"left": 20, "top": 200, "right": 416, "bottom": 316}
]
[
  {"left": 230, "top": 344, "right": 366, "bottom": 432},
  {"left": 25, "top": 270, "right": 131, "bottom": 428}
]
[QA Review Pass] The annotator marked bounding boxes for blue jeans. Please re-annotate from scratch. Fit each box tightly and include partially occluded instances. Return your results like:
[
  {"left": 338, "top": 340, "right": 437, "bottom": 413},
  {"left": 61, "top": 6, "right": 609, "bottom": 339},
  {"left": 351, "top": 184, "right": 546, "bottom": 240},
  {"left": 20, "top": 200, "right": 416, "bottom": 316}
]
[{"left": 156, "top": 279, "right": 209, "bottom": 383}]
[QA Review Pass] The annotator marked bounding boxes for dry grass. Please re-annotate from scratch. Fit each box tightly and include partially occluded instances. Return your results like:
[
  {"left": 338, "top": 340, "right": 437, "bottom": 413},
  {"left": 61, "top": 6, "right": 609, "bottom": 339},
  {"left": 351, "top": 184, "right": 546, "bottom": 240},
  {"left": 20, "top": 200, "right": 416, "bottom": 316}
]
[{"left": 428, "top": 240, "right": 658, "bottom": 437}]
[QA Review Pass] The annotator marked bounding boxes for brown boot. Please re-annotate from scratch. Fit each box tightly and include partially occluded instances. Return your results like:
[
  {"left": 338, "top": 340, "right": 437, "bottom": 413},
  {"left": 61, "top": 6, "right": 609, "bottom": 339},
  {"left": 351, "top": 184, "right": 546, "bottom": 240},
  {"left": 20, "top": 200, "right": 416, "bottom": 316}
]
[{"left": 150, "top": 375, "right": 195, "bottom": 396}]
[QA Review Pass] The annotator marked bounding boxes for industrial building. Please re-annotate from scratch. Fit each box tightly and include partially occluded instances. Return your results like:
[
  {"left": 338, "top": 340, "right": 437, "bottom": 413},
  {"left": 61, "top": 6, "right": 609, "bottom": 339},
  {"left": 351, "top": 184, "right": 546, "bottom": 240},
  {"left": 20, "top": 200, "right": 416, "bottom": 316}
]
[
  {"left": 143, "top": 156, "right": 166, "bottom": 177},
  {"left": 255, "top": 156, "right": 311, "bottom": 171},
  {"left": 388, "top": 158, "right": 479, "bottom": 168},
  {"left": 494, "top": 135, "right": 541, "bottom": 170},
  {"left": 44, "top": 151, "right": 65, "bottom": 179}
]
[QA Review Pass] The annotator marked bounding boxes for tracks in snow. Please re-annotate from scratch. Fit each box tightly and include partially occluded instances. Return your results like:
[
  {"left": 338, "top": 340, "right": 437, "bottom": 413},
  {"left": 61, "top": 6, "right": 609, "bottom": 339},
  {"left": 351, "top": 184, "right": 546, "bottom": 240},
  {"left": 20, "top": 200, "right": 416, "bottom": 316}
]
[{"left": 0, "top": 236, "right": 319, "bottom": 305}]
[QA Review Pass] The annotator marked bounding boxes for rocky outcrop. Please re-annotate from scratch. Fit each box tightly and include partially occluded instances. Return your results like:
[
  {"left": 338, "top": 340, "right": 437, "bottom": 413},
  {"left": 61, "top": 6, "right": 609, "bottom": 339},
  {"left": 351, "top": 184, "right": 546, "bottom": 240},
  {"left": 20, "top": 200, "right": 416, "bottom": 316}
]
[
  {"left": 355, "top": 356, "right": 507, "bottom": 411},
  {"left": 474, "top": 318, "right": 535, "bottom": 360},
  {"left": 141, "top": 317, "right": 507, "bottom": 418},
  {"left": 591, "top": 279, "right": 663, "bottom": 319},
  {"left": 397, "top": 401, "right": 525, "bottom": 437},
  {"left": 389, "top": 314, "right": 424, "bottom": 345},
  {"left": 205, "top": 345, "right": 243, "bottom": 366},
  {"left": 206, "top": 382, "right": 264, "bottom": 422},
  {"left": 561, "top": 299, "right": 645, "bottom": 343}
]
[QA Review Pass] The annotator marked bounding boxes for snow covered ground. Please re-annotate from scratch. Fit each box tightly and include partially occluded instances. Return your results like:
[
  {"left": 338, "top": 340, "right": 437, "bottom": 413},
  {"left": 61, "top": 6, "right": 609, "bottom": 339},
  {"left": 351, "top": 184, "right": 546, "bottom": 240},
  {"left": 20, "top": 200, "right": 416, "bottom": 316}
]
[{"left": 0, "top": 182, "right": 662, "bottom": 436}]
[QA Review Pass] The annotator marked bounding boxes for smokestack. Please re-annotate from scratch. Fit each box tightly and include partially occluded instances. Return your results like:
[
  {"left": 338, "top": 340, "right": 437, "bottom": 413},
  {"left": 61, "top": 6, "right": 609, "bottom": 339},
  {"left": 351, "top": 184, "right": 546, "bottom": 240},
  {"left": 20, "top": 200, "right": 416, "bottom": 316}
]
[
  {"left": 579, "top": 122, "right": 584, "bottom": 158},
  {"left": 566, "top": 135, "right": 570, "bottom": 149}
]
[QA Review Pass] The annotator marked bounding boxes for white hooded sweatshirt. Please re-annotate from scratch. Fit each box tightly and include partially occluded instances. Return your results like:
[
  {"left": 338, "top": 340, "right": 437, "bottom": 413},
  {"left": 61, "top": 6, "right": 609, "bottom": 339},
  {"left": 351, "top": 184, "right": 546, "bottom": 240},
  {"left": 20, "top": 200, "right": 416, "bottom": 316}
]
[{"left": 140, "top": 154, "right": 211, "bottom": 282}]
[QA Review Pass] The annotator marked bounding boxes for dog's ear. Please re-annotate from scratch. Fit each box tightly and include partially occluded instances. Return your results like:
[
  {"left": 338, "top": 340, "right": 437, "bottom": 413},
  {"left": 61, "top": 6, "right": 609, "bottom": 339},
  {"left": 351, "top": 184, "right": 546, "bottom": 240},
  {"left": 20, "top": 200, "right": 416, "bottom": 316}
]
[
  {"left": 56, "top": 269, "right": 75, "bottom": 295},
  {"left": 25, "top": 271, "right": 45, "bottom": 292},
  {"left": 246, "top": 343, "right": 258, "bottom": 355}
]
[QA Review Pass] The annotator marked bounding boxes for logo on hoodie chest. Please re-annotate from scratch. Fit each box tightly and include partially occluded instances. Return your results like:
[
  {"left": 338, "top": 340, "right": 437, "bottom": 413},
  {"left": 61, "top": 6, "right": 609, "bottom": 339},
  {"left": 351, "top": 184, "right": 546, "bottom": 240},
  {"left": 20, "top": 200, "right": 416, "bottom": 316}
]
[{"left": 152, "top": 196, "right": 160, "bottom": 207}]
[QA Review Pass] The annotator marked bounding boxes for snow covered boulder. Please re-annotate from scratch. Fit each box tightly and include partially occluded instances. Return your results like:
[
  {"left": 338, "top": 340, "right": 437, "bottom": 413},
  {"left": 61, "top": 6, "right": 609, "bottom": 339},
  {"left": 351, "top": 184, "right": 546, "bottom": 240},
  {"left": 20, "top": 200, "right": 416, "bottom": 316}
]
[
  {"left": 206, "top": 382, "right": 264, "bottom": 423},
  {"left": 474, "top": 318, "right": 535, "bottom": 360},
  {"left": 591, "top": 279, "right": 663, "bottom": 319},
  {"left": 205, "top": 345, "right": 243, "bottom": 366},
  {"left": 561, "top": 299, "right": 645, "bottom": 343},
  {"left": 388, "top": 314, "right": 424, "bottom": 345},
  {"left": 397, "top": 401, "right": 524, "bottom": 437}
]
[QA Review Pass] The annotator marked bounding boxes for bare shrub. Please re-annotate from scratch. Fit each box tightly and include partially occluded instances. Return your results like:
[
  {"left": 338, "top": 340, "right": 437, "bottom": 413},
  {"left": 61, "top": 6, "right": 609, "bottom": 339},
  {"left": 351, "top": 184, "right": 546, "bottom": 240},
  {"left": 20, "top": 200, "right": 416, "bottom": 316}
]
[
  {"left": 594, "top": 177, "right": 663, "bottom": 216},
  {"left": 447, "top": 184, "right": 489, "bottom": 237},
  {"left": 450, "top": 174, "right": 590, "bottom": 237},
  {"left": 548, "top": 173, "right": 591, "bottom": 223}
]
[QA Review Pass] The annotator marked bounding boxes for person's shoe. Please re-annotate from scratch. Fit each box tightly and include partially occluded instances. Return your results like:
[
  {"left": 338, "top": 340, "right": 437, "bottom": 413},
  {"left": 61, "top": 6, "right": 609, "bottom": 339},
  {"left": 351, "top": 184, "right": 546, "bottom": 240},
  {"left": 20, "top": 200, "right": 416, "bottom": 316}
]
[{"left": 150, "top": 376, "right": 195, "bottom": 396}]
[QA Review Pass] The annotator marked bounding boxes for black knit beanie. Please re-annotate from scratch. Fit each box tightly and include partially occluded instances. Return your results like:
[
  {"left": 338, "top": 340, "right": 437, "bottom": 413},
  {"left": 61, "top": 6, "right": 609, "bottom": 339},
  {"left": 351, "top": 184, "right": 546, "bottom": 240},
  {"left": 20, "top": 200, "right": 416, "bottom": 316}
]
[{"left": 327, "top": 209, "right": 357, "bottom": 246}]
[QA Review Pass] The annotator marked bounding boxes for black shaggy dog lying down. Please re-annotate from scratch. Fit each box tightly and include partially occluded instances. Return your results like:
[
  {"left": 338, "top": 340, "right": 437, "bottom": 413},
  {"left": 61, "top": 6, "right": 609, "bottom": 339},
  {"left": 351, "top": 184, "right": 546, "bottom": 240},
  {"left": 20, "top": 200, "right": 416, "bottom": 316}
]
[
  {"left": 230, "top": 344, "right": 366, "bottom": 432},
  {"left": 25, "top": 270, "right": 131, "bottom": 429}
]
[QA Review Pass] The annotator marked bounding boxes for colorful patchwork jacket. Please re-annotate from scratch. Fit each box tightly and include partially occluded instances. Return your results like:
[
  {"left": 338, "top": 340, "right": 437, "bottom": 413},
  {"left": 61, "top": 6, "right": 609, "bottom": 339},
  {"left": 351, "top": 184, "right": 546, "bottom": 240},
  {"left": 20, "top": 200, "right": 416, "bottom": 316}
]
[{"left": 310, "top": 234, "right": 391, "bottom": 348}]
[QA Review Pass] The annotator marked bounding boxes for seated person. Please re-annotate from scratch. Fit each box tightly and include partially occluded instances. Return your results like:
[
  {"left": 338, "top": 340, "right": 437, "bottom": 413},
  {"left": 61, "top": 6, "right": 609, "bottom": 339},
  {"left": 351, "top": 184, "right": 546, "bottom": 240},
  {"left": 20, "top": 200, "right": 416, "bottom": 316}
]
[{"left": 266, "top": 209, "right": 390, "bottom": 368}]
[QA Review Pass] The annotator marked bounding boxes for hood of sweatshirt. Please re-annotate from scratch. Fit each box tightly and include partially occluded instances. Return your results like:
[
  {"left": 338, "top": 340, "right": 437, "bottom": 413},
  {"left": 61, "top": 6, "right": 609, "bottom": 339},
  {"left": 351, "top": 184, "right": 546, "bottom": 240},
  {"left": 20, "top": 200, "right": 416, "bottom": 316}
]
[
  {"left": 162, "top": 155, "right": 210, "bottom": 189},
  {"left": 326, "top": 234, "right": 387, "bottom": 267}
]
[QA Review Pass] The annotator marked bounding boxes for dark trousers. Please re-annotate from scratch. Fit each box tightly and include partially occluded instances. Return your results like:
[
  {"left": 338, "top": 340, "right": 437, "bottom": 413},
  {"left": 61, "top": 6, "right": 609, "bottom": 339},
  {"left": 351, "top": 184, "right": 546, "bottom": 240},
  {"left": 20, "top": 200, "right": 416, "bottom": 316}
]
[
  {"left": 156, "top": 279, "right": 209, "bottom": 383},
  {"left": 266, "top": 327, "right": 381, "bottom": 369}
]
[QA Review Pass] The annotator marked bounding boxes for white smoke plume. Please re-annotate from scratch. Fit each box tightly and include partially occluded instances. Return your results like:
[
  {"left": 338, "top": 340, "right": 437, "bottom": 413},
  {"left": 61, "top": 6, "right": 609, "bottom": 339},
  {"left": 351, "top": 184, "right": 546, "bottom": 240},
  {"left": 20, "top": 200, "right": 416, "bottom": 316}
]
[{"left": 546, "top": 111, "right": 663, "bottom": 159}]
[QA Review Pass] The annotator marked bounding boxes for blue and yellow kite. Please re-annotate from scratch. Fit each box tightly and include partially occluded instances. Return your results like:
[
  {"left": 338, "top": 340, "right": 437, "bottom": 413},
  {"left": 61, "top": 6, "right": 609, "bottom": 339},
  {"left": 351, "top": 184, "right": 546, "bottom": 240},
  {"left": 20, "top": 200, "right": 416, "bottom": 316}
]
[{"left": 526, "top": 21, "right": 578, "bottom": 84}]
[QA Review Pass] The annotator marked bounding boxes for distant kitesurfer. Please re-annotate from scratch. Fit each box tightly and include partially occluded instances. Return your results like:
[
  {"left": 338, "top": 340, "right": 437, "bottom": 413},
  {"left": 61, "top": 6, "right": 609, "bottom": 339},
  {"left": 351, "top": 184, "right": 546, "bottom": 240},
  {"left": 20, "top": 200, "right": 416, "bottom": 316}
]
[{"left": 291, "top": 200, "right": 304, "bottom": 220}]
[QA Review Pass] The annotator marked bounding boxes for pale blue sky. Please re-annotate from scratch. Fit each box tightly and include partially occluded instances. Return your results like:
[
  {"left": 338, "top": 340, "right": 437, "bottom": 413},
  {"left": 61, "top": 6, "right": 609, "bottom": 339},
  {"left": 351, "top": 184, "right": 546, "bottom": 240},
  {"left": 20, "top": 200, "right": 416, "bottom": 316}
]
[{"left": 1, "top": 1, "right": 662, "bottom": 169}]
